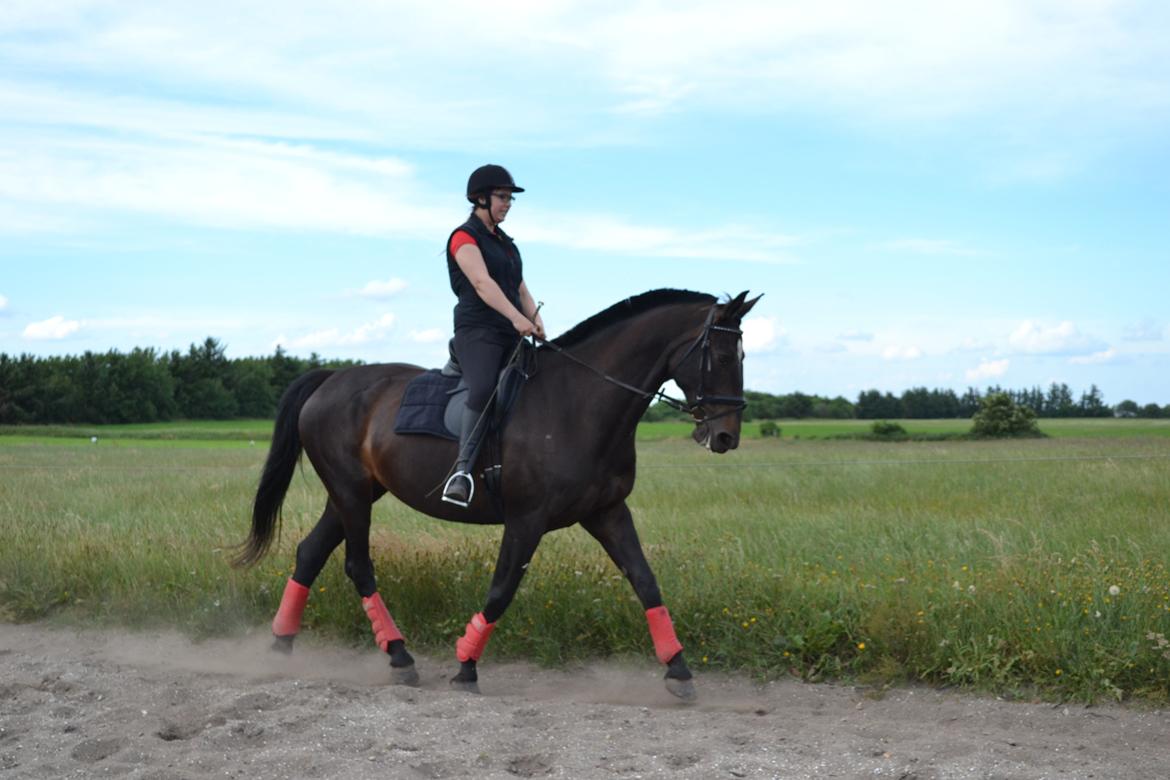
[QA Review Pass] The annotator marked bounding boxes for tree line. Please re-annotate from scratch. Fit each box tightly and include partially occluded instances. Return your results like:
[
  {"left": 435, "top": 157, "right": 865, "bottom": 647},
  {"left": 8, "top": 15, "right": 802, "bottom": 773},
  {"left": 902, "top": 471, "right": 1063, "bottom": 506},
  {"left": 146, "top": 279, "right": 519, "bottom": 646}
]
[
  {"left": 2, "top": 339, "right": 1167, "bottom": 424},
  {"left": 645, "top": 383, "right": 1169, "bottom": 421},
  {"left": 0, "top": 338, "right": 358, "bottom": 424}
]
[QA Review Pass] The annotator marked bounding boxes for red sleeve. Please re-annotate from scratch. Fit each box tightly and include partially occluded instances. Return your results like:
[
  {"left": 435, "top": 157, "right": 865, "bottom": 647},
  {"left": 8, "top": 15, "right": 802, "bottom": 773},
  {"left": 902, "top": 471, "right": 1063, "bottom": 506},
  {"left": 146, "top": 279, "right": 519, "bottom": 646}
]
[{"left": 448, "top": 230, "right": 476, "bottom": 256}]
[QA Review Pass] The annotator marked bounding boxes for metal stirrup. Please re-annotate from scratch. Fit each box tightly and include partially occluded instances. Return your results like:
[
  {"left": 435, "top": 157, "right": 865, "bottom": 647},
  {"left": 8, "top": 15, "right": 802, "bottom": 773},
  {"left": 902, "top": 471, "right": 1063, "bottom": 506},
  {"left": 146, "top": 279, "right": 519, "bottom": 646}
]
[{"left": 441, "top": 470, "right": 475, "bottom": 508}]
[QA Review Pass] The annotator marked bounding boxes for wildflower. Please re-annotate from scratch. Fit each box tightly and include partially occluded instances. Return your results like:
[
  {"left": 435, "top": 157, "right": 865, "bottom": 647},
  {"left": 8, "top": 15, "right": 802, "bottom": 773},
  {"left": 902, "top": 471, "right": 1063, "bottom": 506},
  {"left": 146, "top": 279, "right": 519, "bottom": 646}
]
[
  {"left": 1055, "top": 669, "right": 1062, "bottom": 676},
  {"left": 857, "top": 642, "right": 866, "bottom": 651},
  {"left": 1108, "top": 585, "right": 1121, "bottom": 596}
]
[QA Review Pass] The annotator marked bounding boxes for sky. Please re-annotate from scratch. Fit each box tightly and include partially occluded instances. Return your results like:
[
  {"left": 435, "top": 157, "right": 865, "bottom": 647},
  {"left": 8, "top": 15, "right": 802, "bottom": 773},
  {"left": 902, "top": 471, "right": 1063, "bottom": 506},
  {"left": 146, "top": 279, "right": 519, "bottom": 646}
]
[{"left": 1, "top": 0, "right": 1168, "bottom": 405}]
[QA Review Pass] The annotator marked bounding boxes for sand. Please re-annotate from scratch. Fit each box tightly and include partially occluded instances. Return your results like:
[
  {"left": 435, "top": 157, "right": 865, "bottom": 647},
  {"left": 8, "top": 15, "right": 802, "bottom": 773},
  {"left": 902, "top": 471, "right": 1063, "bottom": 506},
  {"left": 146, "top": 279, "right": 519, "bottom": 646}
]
[{"left": 1, "top": 621, "right": 1167, "bottom": 779}]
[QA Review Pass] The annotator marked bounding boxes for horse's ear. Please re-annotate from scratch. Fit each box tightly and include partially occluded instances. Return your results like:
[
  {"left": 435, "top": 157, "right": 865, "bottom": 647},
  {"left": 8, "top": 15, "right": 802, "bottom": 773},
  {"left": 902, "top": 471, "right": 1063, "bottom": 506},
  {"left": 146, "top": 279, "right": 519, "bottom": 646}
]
[
  {"left": 720, "top": 291, "right": 760, "bottom": 323},
  {"left": 737, "top": 292, "right": 763, "bottom": 320},
  {"left": 719, "top": 291, "right": 749, "bottom": 321}
]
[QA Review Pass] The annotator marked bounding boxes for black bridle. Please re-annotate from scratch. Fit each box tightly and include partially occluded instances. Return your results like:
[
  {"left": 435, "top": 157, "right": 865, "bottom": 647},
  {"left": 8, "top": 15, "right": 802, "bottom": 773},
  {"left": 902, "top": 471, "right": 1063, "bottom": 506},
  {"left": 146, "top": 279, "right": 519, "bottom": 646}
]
[{"left": 535, "top": 304, "right": 747, "bottom": 425}]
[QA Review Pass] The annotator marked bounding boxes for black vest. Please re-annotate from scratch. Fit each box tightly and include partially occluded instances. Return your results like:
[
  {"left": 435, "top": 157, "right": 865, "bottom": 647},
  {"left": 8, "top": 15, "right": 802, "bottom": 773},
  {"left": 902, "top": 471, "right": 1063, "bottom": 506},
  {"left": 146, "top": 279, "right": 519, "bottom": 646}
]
[{"left": 447, "top": 215, "right": 524, "bottom": 335}]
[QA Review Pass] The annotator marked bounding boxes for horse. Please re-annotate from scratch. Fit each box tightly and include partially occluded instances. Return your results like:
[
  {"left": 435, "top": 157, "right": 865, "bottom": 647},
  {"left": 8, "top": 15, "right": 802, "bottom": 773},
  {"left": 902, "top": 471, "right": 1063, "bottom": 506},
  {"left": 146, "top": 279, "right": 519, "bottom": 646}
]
[{"left": 234, "top": 288, "right": 759, "bottom": 699}]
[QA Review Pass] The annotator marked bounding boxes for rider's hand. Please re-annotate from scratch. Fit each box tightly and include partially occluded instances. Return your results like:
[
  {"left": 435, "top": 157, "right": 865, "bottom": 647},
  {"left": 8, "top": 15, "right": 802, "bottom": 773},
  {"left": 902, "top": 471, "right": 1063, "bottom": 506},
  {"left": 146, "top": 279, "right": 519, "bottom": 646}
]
[
  {"left": 511, "top": 315, "right": 535, "bottom": 337},
  {"left": 532, "top": 313, "right": 546, "bottom": 340}
]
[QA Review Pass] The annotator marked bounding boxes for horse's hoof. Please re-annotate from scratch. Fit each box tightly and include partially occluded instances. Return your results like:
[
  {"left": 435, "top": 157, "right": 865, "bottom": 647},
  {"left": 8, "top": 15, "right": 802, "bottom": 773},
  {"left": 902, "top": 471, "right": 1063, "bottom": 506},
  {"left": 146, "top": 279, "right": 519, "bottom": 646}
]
[
  {"left": 449, "top": 677, "right": 481, "bottom": 695},
  {"left": 390, "top": 663, "right": 420, "bottom": 687},
  {"left": 271, "top": 634, "right": 294, "bottom": 655},
  {"left": 665, "top": 676, "right": 697, "bottom": 701}
]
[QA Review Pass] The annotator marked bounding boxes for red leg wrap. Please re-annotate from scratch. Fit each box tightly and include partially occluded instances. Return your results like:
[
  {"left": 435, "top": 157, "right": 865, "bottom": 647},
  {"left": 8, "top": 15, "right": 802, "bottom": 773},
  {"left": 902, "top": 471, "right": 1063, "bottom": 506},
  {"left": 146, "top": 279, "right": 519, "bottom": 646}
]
[
  {"left": 646, "top": 606, "right": 684, "bottom": 664},
  {"left": 272, "top": 578, "right": 310, "bottom": 637},
  {"left": 361, "top": 592, "right": 405, "bottom": 652},
  {"left": 455, "top": 612, "right": 496, "bottom": 662}
]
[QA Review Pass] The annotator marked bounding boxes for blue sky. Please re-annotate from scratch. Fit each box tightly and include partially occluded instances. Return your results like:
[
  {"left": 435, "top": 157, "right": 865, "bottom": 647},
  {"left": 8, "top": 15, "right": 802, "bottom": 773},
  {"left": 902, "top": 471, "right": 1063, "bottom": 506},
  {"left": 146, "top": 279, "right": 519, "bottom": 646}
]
[{"left": 2, "top": 1, "right": 1168, "bottom": 404}]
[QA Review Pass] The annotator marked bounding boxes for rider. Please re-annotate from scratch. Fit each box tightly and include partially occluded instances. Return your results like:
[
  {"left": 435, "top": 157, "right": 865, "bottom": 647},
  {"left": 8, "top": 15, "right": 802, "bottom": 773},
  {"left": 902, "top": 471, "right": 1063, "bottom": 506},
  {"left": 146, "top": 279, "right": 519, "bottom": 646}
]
[{"left": 441, "top": 164, "right": 545, "bottom": 506}]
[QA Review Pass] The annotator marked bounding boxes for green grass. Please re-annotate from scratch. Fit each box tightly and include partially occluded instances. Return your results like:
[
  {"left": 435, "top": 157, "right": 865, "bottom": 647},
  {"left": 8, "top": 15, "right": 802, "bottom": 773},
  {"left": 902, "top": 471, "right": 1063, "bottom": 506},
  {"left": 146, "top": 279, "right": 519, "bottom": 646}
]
[
  {"left": 0, "top": 419, "right": 274, "bottom": 442},
  {"left": 5, "top": 417, "right": 1165, "bottom": 448},
  {"left": 2, "top": 429, "right": 1169, "bottom": 703}
]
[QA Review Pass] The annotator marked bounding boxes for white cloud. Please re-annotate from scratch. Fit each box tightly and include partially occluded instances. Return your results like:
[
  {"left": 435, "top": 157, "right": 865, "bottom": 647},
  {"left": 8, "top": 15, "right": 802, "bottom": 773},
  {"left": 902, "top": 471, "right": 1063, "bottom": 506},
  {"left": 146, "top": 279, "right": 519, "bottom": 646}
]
[
  {"left": 742, "top": 316, "right": 783, "bottom": 353},
  {"left": 280, "top": 313, "right": 396, "bottom": 349},
  {"left": 966, "top": 358, "right": 1009, "bottom": 381},
  {"left": 1069, "top": 347, "right": 1118, "bottom": 365},
  {"left": 0, "top": 293, "right": 8, "bottom": 312},
  {"left": 882, "top": 345, "right": 922, "bottom": 361},
  {"left": 22, "top": 315, "right": 80, "bottom": 340},
  {"left": 358, "top": 278, "right": 408, "bottom": 299},
  {"left": 838, "top": 329, "right": 873, "bottom": 342},
  {"left": 409, "top": 328, "right": 446, "bottom": 344},
  {"left": 1008, "top": 320, "right": 1101, "bottom": 355}
]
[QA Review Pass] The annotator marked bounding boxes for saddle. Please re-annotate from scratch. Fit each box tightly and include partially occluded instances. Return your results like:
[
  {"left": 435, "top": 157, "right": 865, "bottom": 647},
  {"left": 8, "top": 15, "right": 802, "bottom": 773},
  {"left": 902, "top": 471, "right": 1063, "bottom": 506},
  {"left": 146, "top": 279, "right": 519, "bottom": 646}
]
[{"left": 393, "top": 339, "right": 532, "bottom": 443}]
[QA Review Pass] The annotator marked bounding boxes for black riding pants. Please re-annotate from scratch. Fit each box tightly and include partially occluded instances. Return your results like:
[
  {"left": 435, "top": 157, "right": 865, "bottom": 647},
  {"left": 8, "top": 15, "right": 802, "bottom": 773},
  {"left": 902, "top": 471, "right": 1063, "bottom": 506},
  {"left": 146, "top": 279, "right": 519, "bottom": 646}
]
[{"left": 453, "top": 328, "right": 516, "bottom": 412}]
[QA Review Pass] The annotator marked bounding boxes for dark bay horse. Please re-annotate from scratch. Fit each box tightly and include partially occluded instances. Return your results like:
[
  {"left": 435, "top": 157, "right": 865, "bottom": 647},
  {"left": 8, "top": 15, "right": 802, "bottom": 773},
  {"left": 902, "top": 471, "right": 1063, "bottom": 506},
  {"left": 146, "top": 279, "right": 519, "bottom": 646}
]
[{"left": 235, "top": 289, "right": 759, "bottom": 698}]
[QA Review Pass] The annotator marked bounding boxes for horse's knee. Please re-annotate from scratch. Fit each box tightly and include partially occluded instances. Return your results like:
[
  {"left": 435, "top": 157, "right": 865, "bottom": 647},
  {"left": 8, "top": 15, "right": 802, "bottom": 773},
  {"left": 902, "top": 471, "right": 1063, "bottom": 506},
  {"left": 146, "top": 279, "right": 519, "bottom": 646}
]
[{"left": 344, "top": 558, "right": 376, "bottom": 597}]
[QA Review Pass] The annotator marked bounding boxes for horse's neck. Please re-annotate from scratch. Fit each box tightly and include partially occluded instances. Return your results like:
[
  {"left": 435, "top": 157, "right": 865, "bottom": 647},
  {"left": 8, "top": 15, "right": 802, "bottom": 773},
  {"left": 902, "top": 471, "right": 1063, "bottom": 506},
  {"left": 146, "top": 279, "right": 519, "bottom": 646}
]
[{"left": 548, "top": 306, "right": 699, "bottom": 439}]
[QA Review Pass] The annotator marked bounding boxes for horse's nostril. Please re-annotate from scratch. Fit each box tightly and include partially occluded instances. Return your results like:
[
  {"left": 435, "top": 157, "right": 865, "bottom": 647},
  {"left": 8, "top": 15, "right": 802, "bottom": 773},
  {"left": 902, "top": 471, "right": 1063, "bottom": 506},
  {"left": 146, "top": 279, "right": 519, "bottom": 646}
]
[{"left": 715, "top": 431, "right": 736, "bottom": 450}]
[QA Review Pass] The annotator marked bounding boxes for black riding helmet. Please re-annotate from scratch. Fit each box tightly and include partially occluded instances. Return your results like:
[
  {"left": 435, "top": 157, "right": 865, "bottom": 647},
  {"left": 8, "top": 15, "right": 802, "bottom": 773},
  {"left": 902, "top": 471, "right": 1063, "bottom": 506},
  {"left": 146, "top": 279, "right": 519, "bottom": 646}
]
[{"left": 466, "top": 164, "right": 525, "bottom": 205}]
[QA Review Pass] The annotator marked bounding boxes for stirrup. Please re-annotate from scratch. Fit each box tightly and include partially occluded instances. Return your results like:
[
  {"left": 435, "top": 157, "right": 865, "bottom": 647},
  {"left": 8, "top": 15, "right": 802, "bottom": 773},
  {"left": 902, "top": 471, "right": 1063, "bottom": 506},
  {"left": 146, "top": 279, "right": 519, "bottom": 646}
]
[{"left": 441, "top": 470, "right": 474, "bottom": 508}]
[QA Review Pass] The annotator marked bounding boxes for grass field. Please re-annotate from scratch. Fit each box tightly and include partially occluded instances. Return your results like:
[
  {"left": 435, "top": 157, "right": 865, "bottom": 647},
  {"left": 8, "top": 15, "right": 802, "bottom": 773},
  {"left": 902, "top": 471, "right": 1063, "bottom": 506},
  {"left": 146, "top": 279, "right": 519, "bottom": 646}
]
[
  {"left": 2, "top": 420, "right": 1169, "bottom": 703},
  {"left": 5, "top": 416, "right": 1169, "bottom": 445}
]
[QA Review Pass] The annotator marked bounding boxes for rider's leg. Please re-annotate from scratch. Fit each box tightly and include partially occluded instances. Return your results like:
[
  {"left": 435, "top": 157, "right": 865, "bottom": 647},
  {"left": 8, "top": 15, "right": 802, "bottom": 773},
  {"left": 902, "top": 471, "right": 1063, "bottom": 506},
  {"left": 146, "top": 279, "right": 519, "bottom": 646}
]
[{"left": 443, "top": 329, "right": 509, "bottom": 506}]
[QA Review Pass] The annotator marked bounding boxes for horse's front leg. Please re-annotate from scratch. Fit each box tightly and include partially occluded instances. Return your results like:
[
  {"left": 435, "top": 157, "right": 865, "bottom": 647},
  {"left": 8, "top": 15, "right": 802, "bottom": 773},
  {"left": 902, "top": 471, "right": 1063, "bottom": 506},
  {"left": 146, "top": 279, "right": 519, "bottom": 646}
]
[
  {"left": 583, "top": 501, "right": 696, "bottom": 700},
  {"left": 451, "top": 523, "right": 542, "bottom": 693}
]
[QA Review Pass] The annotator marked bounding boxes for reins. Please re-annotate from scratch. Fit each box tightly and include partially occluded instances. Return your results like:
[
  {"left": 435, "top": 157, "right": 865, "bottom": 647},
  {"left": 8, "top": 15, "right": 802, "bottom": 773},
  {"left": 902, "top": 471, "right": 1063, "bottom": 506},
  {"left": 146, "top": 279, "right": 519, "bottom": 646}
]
[{"left": 534, "top": 303, "right": 747, "bottom": 424}]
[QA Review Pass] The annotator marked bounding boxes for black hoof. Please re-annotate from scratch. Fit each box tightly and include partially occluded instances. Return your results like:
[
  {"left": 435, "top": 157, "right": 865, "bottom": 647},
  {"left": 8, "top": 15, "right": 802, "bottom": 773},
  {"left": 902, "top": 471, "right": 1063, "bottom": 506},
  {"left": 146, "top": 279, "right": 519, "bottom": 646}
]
[
  {"left": 271, "top": 634, "right": 295, "bottom": 655},
  {"left": 450, "top": 659, "right": 479, "bottom": 693},
  {"left": 664, "top": 652, "right": 695, "bottom": 701},
  {"left": 385, "top": 640, "right": 419, "bottom": 686}
]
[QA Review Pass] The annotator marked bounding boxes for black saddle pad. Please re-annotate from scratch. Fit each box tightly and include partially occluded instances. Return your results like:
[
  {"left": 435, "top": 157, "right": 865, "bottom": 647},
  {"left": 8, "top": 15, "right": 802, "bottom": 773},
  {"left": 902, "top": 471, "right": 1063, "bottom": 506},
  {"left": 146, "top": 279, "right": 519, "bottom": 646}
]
[{"left": 393, "top": 370, "right": 460, "bottom": 441}]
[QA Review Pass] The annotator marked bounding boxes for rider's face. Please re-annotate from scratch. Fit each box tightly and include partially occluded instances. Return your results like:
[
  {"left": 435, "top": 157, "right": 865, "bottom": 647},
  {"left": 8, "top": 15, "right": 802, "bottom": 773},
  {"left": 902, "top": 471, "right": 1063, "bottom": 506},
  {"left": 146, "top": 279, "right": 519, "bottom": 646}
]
[{"left": 489, "top": 189, "right": 514, "bottom": 224}]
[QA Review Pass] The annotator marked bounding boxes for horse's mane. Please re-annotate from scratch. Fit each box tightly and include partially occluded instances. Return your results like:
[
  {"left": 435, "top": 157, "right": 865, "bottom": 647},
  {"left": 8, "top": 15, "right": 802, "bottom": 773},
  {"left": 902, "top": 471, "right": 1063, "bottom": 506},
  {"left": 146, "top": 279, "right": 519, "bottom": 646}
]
[{"left": 550, "top": 289, "right": 717, "bottom": 350}]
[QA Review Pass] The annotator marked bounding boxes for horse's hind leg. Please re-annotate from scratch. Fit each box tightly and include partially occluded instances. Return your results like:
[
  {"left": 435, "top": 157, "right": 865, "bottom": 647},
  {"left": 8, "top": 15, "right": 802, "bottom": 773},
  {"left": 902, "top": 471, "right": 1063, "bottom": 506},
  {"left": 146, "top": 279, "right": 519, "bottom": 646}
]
[
  {"left": 270, "top": 500, "right": 345, "bottom": 654},
  {"left": 336, "top": 487, "right": 419, "bottom": 686},
  {"left": 583, "top": 502, "right": 696, "bottom": 701}
]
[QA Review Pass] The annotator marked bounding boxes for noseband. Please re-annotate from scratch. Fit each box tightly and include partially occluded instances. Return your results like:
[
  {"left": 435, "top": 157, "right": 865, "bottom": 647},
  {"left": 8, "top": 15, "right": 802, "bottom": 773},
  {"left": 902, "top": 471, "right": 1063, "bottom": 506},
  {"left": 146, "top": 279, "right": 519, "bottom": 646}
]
[{"left": 536, "top": 304, "right": 747, "bottom": 425}]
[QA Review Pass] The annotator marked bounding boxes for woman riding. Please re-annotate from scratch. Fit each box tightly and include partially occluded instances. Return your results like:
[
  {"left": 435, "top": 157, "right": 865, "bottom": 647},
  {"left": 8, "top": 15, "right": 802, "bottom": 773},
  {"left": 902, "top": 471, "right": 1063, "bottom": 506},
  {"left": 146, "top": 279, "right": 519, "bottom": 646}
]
[{"left": 441, "top": 164, "right": 545, "bottom": 506}]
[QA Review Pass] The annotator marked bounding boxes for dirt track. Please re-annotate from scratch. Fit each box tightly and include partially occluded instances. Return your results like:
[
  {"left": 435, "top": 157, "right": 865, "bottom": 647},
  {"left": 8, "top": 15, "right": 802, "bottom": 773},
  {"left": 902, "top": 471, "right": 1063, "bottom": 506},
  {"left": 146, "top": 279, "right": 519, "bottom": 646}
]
[{"left": 1, "top": 622, "right": 1167, "bottom": 779}]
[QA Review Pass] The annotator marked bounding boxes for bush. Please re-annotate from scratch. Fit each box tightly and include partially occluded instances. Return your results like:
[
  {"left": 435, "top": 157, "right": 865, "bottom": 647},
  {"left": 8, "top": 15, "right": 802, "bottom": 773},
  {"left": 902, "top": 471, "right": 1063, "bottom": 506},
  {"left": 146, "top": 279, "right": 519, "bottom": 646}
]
[
  {"left": 971, "top": 392, "right": 1042, "bottom": 437},
  {"left": 759, "top": 421, "right": 781, "bottom": 438},
  {"left": 870, "top": 420, "right": 907, "bottom": 438}
]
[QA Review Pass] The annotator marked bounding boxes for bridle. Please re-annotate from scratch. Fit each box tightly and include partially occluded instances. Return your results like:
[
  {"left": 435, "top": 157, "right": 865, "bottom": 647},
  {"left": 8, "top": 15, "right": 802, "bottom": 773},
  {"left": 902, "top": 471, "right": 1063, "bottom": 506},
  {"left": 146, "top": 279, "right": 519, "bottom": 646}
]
[{"left": 534, "top": 304, "right": 747, "bottom": 425}]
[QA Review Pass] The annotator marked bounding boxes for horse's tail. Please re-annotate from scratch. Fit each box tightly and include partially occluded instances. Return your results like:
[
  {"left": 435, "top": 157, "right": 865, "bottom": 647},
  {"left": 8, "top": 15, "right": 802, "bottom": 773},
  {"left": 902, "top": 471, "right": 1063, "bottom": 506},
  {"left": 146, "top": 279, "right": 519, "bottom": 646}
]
[{"left": 232, "top": 369, "right": 334, "bottom": 568}]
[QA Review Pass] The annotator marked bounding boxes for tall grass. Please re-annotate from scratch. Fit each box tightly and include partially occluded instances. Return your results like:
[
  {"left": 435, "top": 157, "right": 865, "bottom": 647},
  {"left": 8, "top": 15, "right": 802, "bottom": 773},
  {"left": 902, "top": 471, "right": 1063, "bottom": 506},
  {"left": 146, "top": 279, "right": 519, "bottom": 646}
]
[{"left": 2, "top": 431, "right": 1169, "bottom": 702}]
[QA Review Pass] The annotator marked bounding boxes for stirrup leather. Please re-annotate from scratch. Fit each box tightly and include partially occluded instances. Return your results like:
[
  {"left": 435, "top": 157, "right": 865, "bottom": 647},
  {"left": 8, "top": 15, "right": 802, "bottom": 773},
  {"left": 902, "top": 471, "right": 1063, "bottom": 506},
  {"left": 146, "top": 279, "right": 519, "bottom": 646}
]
[{"left": 441, "top": 470, "right": 475, "bottom": 508}]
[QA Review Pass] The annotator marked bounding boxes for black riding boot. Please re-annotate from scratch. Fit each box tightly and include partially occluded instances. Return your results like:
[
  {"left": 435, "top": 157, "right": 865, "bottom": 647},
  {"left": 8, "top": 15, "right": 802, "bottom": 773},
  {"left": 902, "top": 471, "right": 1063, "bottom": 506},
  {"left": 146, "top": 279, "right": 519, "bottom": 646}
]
[{"left": 442, "top": 404, "right": 485, "bottom": 507}]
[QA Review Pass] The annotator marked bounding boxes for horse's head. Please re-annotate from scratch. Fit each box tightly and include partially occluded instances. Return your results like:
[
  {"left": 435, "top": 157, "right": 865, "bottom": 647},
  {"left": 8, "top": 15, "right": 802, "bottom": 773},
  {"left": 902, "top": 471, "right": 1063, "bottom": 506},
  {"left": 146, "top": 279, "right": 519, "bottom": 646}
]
[{"left": 670, "top": 291, "right": 761, "bottom": 453}]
